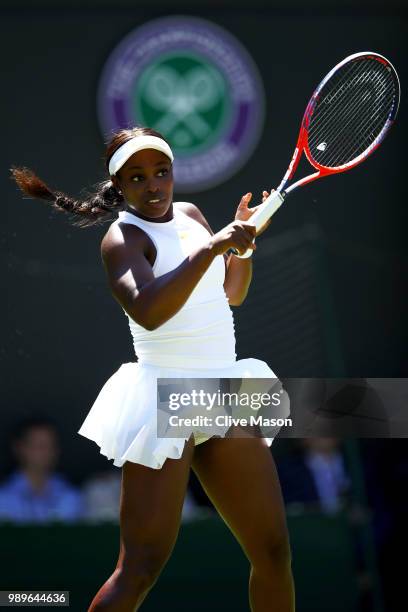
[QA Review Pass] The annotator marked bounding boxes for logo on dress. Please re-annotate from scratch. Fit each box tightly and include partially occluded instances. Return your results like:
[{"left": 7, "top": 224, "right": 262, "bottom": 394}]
[{"left": 97, "top": 16, "right": 265, "bottom": 192}]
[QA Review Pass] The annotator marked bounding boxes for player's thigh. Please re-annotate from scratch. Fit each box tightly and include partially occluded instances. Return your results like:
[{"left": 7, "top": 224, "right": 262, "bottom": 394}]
[
  {"left": 118, "top": 435, "right": 195, "bottom": 567},
  {"left": 192, "top": 437, "right": 290, "bottom": 563}
]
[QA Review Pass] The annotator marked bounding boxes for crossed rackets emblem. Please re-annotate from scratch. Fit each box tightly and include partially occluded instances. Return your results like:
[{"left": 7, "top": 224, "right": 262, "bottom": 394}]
[{"left": 141, "top": 65, "right": 224, "bottom": 144}]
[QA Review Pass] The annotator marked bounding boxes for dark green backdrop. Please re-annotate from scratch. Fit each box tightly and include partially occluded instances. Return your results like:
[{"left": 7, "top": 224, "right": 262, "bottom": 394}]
[{"left": 0, "top": 514, "right": 359, "bottom": 612}]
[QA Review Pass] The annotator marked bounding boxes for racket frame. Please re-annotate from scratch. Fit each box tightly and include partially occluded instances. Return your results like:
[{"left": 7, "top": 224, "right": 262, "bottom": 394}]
[
  {"left": 235, "top": 51, "right": 400, "bottom": 259},
  {"left": 280, "top": 51, "right": 400, "bottom": 196}
]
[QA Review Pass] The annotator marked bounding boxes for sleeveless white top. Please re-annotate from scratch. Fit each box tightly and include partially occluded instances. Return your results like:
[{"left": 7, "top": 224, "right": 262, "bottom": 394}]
[{"left": 114, "top": 205, "right": 236, "bottom": 368}]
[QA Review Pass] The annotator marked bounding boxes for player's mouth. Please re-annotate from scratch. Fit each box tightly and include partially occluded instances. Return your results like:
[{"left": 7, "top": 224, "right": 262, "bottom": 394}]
[{"left": 145, "top": 197, "right": 164, "bottom": 205}]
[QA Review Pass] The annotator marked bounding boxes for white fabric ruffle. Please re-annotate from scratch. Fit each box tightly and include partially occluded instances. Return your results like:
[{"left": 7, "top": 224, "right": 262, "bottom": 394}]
[{"left": 78, "top": 358, "right": 287, "bottom": 470}]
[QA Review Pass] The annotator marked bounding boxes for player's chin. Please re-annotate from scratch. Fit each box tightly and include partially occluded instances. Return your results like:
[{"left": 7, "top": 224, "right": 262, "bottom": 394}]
[{"left": 143, "top": 199, "right": 172, "bottom": 218}]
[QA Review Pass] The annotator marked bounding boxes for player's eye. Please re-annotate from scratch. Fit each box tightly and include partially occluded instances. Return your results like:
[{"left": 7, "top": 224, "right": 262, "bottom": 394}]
[
  {"left": 131, "top": 175, "right": 144, "bottom": 182},
  {"left": 157, "top": 169, "right": 168, "bottom": 177}
]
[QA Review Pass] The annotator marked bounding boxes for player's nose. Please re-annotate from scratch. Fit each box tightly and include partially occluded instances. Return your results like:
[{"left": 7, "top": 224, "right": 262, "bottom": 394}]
[{"left": 145, "top": 180, "right": 159, "bottom": 193}]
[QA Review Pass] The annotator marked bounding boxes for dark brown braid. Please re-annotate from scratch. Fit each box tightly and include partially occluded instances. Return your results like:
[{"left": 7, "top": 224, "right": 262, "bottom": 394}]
[{"left": 10, "top": 126, "right": 169, "bottom": 228}]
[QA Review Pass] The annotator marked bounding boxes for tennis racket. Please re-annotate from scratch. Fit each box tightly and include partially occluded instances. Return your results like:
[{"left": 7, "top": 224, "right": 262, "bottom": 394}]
[{"left": 236, "top": 51, "right": 400, "bottom": 258}]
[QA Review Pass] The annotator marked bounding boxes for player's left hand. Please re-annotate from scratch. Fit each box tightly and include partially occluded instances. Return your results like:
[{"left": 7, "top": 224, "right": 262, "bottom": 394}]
[{"left": 234, "top": 191, "right": 272, "bottom": 236}]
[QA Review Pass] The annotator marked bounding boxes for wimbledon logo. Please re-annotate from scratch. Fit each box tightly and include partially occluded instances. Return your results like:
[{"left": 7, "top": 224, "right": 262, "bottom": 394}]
[{"left": 97, "top": 16, "right": 265, "bottom": 192}]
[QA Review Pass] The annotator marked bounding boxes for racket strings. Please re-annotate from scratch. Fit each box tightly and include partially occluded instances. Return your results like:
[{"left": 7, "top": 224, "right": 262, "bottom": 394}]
[
  {"left": 308, "top": 58, "right": 397, "bottom": 168},
  {"left": 310, "top": 59, "right": 383, "bottom": 130},
  {"left": 309, "top": 63, "right": 392, "bottom": 163},
  {"left": 309, "top": 62, "right": 395, "bottom": 166},
  {"left": 323, "top": 84, "right": 394, "bottom": 168},
  {"left": 310, "top": 77, "right": 386, "bottom": 163},
  {"left": 319, "top": 69, "right": 393, "bottom": 166},
  {"left": 321, "top": 75, "right": 393, "bottom": 167},
  {"left": 309, "top": 63, "right": 388, "bottom": 149},
  {"left": 308, "top": 59, "right": 390, "bottom": 141},
  {"left": 307, "top": 60, "right": 371, "bottom": 140}
]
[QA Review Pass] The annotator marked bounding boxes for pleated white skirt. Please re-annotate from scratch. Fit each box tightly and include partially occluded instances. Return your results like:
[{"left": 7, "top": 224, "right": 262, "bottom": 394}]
[{"left": 78, "top": 358, "right": 283, "bottom": 470}]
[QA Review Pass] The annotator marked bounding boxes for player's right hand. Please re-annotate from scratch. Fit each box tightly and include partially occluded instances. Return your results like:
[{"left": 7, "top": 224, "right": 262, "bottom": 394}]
[{"left": 208, "top": 220, "right": 257, "bottom": 256}]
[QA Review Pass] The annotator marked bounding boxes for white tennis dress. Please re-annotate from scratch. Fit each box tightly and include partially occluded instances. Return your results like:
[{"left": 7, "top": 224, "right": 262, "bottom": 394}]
[{"left": 78, "top": 205, "right": 281, "bottom": 469}]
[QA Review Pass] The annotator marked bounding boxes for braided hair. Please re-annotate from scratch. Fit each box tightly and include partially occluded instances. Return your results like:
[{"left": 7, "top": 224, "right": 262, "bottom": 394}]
[{"left": 10, "top": 127, "right": 169, "bottom": 228}]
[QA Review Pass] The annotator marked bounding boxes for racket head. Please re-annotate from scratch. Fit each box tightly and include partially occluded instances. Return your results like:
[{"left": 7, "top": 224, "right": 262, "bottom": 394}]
[{"left": 299, "top": 52, "right": 400, "bottom": 177}]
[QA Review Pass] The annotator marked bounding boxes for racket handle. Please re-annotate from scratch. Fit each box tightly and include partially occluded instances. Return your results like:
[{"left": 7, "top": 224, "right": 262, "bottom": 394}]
[{"left": 233, "top": 190, "right": 285, "bottom": 259}]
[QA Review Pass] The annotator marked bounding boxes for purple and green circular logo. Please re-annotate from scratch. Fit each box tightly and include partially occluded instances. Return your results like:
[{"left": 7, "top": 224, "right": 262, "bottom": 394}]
[{"left": 97, "top": 16, "right": 265, "bottom": 192}]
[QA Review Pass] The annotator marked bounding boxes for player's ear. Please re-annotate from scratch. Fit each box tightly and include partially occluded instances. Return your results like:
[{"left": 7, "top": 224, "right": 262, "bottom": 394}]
[{"left": 110, "top": 175, "right": 121, "bottom": 193}]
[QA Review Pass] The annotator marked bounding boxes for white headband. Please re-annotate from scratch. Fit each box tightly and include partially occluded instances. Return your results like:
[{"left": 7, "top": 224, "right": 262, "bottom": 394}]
[{"left": 108, "top": 135, "right": 174, "bottom": 175}]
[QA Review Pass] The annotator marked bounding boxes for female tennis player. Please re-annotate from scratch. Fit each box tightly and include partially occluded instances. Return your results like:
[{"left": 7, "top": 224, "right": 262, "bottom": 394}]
[{"left": 11, "top": 126, "right": 295, "bottom": 611}]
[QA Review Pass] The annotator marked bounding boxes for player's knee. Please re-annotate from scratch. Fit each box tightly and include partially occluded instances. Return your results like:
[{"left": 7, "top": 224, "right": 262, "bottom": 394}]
[
  {"left": 251, "top": 528, "right": 292, "bottom": 571},
  {"left": 119, "top": 545, "right": 170, "bottom": 593}
]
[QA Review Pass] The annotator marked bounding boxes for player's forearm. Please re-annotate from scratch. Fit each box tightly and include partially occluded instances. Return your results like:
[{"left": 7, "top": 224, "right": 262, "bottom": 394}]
[
  {"left": 128, "top": 244, "right": 217, "bottom": 330},
  {"left": 223, "top": 254, "right": 253, "bottom": 306}
]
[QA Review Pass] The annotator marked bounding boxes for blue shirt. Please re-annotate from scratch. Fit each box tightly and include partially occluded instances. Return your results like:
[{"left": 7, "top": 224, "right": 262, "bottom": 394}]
[
  {"left": 0, "top": 472, "right": 83, "bottom": 523},
  {"left": 305, "top": 452, "right": 350, "bottom": 513}
]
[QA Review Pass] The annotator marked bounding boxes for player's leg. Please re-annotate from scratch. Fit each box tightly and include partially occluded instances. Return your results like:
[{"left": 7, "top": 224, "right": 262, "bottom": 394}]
[
  {"left": 192, "top": 436, "right": 295, "bottom": 612},
  {"left": 88, "top": 436, "right": 195, "bottom": 612}
]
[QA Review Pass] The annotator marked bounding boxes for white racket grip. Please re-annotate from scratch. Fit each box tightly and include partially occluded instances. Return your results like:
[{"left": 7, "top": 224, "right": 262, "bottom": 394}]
[{"left": 236, "top": 191, "right": 284, "bottom": 259}]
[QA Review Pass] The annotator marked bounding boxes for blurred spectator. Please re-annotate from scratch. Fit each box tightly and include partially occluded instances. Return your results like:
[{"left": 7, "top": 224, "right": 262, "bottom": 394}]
[
  {"left": 0, "top": 416, "right": 83, "bottom": 523},
  {"left": 82, "top": 469, "right": 205, "bottom": 523},
  {"left": 82, "top": 470, "right": 121, "bottom": 522},
  {"left": 276, "top": 437, "right": 351, "bottom": 513}
]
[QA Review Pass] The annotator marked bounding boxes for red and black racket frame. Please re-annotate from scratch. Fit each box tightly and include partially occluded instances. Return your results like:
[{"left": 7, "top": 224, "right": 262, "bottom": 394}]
[{"left": 276, "top": 52, "right": 400, "bottom": 200}]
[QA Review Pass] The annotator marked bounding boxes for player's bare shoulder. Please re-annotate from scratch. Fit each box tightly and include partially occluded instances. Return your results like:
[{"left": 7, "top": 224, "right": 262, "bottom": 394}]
[{"left": 100, "top": 218, "right": 155, "bottom": 268}]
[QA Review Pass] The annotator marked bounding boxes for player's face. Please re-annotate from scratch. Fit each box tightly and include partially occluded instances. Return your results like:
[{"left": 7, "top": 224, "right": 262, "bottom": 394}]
[
  {"left": 14, "top": 427, "right": 59, "bottom": 472},
  {"left": 113, "top": 149, "right": 174, "bottom": 221}
]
